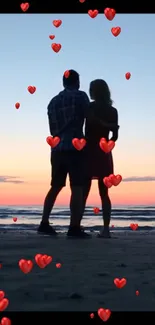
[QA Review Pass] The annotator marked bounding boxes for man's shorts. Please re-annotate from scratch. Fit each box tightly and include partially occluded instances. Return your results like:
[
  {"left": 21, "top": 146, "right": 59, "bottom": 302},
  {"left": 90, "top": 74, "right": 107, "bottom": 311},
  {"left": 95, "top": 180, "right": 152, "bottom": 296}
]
[{"left": 50, "top": 150, "right": 86, "bottom": 187}]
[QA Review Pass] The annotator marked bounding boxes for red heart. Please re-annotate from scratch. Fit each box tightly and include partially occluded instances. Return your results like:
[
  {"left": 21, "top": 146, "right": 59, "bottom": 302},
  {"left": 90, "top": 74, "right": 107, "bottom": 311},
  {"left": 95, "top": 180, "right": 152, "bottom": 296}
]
[
  {"left": 1, "top": 317, "right": 11, "bottom": 325},
  {"left": 104, "top": 8, "right": 116, "bottom": 21},
  {"left": 98, "top": 308, "right": 111, "bottom": 322},
  {"left": 90, "top": 313, "right": 94, "bottom": 319},
  {"left": 44, "top": 255, "right": 52, "bottom": 265},
  {"left": 64, "top": 70, "right": 70, "bottom": 78},
  {"left": 136, "top": 290, "right": 139, "bottom": 296},
  {"left": 35, "top": 254, "right": 46, "bottom": 268},
  {"left": 93, "top": 207, "right": 100, "bottom": 214},
  {"left": 0, "top": 291, "right": 5, "bottom": 301},
  {"left": 35, "top": 254, "right": 52, "bottom": 269},
  {"left": 53, "top": 20, "right": 62, "bottom": 28},
  {"left": 108, "top": 174, "right": 115, "bottom": 181},
  {"left": 0, "top": 298, "right": 9, "bottom": 312},
  {"left": 88, "top": 10, "right": 98, "bottom": 18},
  {"left": 56, "top": 263, "right": 61, "bottom": 268},
  {"left": 99, "top": 138, "right": 115, "bottom": 153},
  {"left": 125, "top": 72, "right": 131, "bottom": 80},
  {"left": 20, "top": 2, "right": 29, "bottom": 12},
  {"left": 103, "top": 177, "right": 113, "bottom": 188},
  {"left": 72, "top": 138, "right": 86, "bottom": 151},
  {"left": 51, "top": 43, "right": 62, "bottom": 53},
  {"left": 41, "top": 254, "right": 52, "bottom": 265},
  {"left": 114, "top": 278, "right": 127, "bottom": 288},
  {"left": 13, "top": 217, "right": 17, "bottom": 222},
  {"left": 46, "top": 136, "right": 60, "bottom": 148},
  {"left": 15, "top": 102, "right": 20, "bottom": 109},
  {"left": 111, "top": 27, "right": 121, "bottom": 37},
  {"left": 79, "top": 0, "right": 85, "bottom": 2},
  {"left": 49, "top": 35, "right": 55, "bottom": 40},
  {"left": 27, "top": 86, "right": 36, "bottom": 94},
  {"left": 130, "top": 223, "right": 138, "bottom": 231},
  {"left": 109, "top": 174, "right": 122, "bottom": 186},
  {"left": 19, "top": 259, "right": 33, "bottom": 274}
]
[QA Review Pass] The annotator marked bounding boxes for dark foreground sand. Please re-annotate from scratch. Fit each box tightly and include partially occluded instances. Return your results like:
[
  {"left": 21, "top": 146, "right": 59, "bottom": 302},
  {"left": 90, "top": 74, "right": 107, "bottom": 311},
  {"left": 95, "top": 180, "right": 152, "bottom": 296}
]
[{"left": 0, "top": 230, "right": 155, "bottom": 311}]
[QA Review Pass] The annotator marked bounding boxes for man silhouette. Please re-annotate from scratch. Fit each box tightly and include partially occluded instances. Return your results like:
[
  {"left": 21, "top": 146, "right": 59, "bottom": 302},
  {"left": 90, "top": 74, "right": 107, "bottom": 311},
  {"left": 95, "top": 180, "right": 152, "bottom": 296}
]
[{"left": 38, "top": 70, "right": 91, "bottom": 238}]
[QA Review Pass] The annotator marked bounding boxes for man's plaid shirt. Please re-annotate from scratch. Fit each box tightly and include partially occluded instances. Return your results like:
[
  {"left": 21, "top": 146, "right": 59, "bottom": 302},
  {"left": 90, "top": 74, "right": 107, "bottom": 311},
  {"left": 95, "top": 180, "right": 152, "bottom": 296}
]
[{"left": 47, "top": 88, "right": 90, "bottom": 151}]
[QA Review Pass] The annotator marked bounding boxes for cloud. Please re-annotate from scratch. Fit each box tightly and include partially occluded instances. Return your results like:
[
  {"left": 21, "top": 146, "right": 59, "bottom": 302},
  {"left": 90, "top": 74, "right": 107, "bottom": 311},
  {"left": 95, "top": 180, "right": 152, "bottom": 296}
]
[
  {"left": 0, "top": 176, "right": 25, "bottom": 184},
  {"left": 1, "top": 175, "right": 155, "bottom": 184},
  {"left": 122, "top": 176, "right": 155, "bottom": 182}
]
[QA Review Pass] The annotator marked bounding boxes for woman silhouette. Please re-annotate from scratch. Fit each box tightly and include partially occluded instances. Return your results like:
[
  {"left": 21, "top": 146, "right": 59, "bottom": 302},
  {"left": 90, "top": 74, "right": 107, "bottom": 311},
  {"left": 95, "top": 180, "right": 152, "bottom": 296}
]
[{"left": 82, "top": 79, "right": 119, "bottom": 238}]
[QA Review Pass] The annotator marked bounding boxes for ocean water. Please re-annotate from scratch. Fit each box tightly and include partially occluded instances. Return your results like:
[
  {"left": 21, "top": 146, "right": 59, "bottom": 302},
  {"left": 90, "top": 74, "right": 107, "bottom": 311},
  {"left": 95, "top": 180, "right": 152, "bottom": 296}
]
[{"left": 0, "top": 205, "right": 155, "bottom": 232}]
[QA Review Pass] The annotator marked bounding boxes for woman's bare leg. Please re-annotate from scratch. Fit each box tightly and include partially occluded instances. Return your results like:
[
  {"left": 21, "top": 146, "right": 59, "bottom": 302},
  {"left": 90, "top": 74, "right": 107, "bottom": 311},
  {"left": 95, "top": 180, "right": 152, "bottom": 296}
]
[{"left": 98, "top": 179, "right": 111, "bottom": 238}]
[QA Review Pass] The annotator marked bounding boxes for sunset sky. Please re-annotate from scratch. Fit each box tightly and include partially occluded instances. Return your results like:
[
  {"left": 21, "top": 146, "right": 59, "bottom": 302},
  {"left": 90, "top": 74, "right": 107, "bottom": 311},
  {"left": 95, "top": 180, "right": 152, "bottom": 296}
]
[{"left": 1, "top": 14, "right": 155, "bottom": 206}]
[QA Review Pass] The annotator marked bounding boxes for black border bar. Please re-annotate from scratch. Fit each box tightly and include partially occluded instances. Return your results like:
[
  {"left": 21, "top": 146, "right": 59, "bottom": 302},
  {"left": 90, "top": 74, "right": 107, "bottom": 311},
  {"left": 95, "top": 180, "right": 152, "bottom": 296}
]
[
  {"left": 1, "top": 0, "right": 155, "bottom": 13},
  {"left": 0, "top": 311, "right": 154, "bottom": 325}
]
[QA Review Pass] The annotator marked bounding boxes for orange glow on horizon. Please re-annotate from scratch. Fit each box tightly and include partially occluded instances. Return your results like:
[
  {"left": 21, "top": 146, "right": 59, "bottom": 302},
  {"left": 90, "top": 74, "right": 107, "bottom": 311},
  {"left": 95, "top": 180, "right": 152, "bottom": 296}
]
[{"left": 0, "top": 180, "right": 155, "bottom": 206}]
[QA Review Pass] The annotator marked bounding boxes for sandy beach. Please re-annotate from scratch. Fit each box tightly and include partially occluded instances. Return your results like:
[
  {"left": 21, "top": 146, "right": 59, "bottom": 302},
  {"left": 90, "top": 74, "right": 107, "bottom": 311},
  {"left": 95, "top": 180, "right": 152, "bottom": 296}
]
[{"left": 0, "top": 230, "right": 155, "bottom": 312}]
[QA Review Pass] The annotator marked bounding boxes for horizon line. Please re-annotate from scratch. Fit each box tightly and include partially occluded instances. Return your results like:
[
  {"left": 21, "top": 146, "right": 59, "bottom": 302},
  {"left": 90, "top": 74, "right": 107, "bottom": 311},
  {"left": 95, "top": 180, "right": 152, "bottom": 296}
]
[{"left": 0, "top": 203, "right": 155, "bottom": 207}]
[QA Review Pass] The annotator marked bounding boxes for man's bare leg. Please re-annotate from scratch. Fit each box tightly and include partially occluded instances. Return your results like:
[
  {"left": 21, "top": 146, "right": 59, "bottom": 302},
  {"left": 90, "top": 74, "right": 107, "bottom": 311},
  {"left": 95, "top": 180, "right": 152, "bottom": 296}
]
[
  {"left": 38, "top": 186, "right": 63, "bottom": 235},
  {"left": 67, "top": 185, "right": 91, "bottom": 238}
]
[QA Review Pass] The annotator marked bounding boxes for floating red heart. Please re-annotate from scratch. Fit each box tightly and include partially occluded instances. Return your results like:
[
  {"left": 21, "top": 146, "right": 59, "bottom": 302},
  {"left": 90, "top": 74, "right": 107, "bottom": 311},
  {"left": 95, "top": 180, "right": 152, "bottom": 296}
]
[
  {"left": 111, "top": 27, "right": 121, "bottom": 37},
  {"left": 104, "top": 8, "right": 116, "bottom": 21},
  {"left": 72, "top": 138, "right": 86, "bottom": 151},
  {"left": 35, "top": 254, "right": 52, "bottom": 269},
  {"left": 90, "top": 313, "right": 94, "bottom": 319},
  {"left": 56, "top": 263, "right": 61, "bottom": 268},
  {"left": 79, "top": 0, "right": 85, "bottom": 2},
  {"left": 19, "top": 259, "right": 33, "bottom": 274},
  {"left": 51, "top": 43, "right": 62, "bottom": 53},
  {"left": 93, "top": 207, "right": 100, "bottom": 214},
  {"left": 35, "top": 254, "right": 46, "bottom": 269},
  {"left": 13, "top": 217, "right": 17, "bottom": 222},
  {"left": 108, "top": 174, "right": 122, "bottom": 186},
  {"left": 15, "top": 102, "right": 20, "bottom": 109},
  {"left": 64, "top": 70, "right": 70, "bottom": 78},
  {"left": 130, "top": 223, "right": 138, "bottom": 231},
  {"left": 49, "top": 35, "right": 55, "bottom": 40},
  {"left": 0, "top": 291, "right": 5, "bottom": 301},
  {"left": 53, "top": 20, "right": 62, "bottom": 28},
  {"left": 1, "top": 317, "right": 11, "bottom": 325},
  {"left": 98, "top": 308, "right": 111, "bottom": 322},
  {"left": 103, "top": 177, "right": 113, "bottom": 188},
  {"left": 136, "top": 290, "right": 139, "bottom": 296},
  {"left": 88, "top": 10, "right": 98, "bottom": 18},
  {"left": 0, "top": 298, "right": 9, "bottom": 312},
  {"left": 125, "top": 72, "right": 131, "bottom": 80},
  {"left": 20, "top": 2, "right": 29, "bottom": 12},
  {"left": 114, "top": 278, "right": 127, "bottom": 288},
  {"left": 46, "top": 136, "right": 60, "bottom": 148},
  {"left": 99, "top": 138, "right": 115, "bottom": 153},
  {"left": 27, "top": 86, "right": 36, "bottom": 94}
]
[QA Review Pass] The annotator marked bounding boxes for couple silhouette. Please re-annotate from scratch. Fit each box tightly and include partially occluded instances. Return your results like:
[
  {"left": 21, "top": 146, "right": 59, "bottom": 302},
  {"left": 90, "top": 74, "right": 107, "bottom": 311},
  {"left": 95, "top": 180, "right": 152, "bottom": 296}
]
[{"left": 38, "top": 69, "right": 119, "bottom": 238}]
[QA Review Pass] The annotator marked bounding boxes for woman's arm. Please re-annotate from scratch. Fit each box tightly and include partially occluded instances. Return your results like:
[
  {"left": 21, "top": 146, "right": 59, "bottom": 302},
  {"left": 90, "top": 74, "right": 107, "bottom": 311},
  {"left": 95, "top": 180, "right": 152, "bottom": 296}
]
[
  {"left": 94, "top": 117, "right": 119, "bottom": 130},
  {"left": 110, "top": 110, "right": 119, "bottom": 141},
  {"left": 85, "top": 106, "right": 119, "bottom": 141}
]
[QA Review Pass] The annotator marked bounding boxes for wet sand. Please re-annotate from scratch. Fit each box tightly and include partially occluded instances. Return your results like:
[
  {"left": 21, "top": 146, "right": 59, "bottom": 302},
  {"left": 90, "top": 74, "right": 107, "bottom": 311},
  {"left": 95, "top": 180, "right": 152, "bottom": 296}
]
[{"left": 0, "top": 230, "right": 155, "bottom": 311}]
